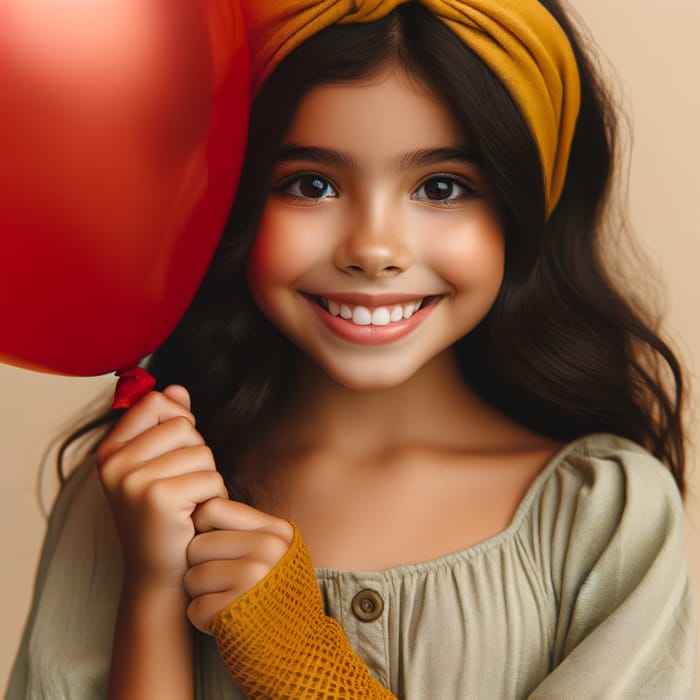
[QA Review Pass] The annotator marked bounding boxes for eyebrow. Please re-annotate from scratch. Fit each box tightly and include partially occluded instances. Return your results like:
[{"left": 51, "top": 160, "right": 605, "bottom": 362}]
[
  {"left": 397, "top": 147, "right": 481, "bottom": 170},
  {"left": 276, "top": 145, "right": 356, "bottom": 169},
  {"left": 274, "top": 145, "right": 481, "bottom": 171}
]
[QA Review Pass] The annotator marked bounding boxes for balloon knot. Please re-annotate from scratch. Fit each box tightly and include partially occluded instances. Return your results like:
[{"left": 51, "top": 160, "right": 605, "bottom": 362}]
[{"left": 112, "top": 366, "right": 156, "bottom": 409}]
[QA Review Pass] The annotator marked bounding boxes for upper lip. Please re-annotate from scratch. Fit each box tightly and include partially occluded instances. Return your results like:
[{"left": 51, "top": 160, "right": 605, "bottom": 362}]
[{"left": 304, "top": 292, "right": 440, "bottom": 305}]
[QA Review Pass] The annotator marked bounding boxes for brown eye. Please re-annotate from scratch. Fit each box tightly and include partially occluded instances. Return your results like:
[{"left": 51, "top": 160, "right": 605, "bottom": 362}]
[
  {"left": 413, "top": 176, "right": 474, "bottom": 202},
  {"left": 283, "top": 174, "right": 337, "bottom": 199},
  {"left": 424, "top": 179, "right": 453, "bottom": 199}
]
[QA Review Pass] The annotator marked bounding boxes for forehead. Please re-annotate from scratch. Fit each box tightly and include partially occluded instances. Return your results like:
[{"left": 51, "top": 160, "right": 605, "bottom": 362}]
[{"left": 282, "top": 65, "right": 469, "bottom": 156}]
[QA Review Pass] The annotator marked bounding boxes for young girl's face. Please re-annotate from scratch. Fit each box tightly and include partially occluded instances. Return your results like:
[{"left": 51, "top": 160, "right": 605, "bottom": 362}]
[{"left": 247, "top": 64, "right": 504, "bottom": 391}]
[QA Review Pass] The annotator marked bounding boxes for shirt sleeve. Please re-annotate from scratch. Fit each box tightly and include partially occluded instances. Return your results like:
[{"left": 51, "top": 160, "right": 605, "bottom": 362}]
[
  {"left": 208, "top": 524, "right": 397, "bottom": 699},
  {"left": 529, "top": 439, "right": 697, "bottom": 699},
  {"left": 7, "top": 459, "right": 250, "bottom": 700},
  {"left": 6, "top": 460, "right": 122, "bottom": 699}
]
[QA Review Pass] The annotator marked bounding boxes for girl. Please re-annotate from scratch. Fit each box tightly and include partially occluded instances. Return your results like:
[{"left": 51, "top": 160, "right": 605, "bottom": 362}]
[{"left": 8, "top": 1, "right": 697, "bottom": 698}]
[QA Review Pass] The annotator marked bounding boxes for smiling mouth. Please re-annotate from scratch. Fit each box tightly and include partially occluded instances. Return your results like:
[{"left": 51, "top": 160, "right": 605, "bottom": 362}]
[{"left": 306, "top": 295, "right": 441, "bottom": 326}]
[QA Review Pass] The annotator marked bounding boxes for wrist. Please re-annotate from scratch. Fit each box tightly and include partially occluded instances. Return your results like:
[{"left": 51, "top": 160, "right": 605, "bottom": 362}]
[
  {"left": 121, "top": 560, "right": 188, "bottom": 595},
  {"left": 110, "top": 571, "right": 194, "bottom": 700},
  {"left": 120, "top": 573, "right": 189, "bottom": 610}
]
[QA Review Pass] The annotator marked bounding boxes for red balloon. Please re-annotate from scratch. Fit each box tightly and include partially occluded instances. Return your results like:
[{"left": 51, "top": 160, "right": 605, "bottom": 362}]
[{"left": 0, "top": 0, "right": 249, "bottom": 376}]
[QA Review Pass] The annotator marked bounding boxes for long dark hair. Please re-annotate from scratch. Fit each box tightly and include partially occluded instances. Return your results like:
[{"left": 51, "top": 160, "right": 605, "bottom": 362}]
[{"left": 62, "top": 2, "right": 687, "bottom": 498}]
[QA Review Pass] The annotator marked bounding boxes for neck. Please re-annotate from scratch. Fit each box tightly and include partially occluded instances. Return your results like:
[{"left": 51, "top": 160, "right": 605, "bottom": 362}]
[{"left": 259, "top": 347, "right": 511, "bottom": 461}]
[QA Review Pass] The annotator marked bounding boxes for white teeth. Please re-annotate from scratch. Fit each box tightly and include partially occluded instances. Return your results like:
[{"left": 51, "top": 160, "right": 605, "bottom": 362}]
[
  {"left": 352, "top": 306, "right": 372, "bottom": 325},
  {"left": 322, "top": 297, "right": 427, "bottom": 326},
  {"left": 371, "top": 307, "right": 391, "bottom": 326},
  {"left": 390, "top": 306, "right": 404, "bottom": 322}
]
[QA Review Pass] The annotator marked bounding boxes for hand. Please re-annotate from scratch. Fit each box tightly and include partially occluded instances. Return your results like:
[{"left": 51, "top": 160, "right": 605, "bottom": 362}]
[
  {"left": 96, "top": 385, "right": 228, "bottom": 589},
  {"left": 184, "top": 497, "right": 294, "bottom": 632}
]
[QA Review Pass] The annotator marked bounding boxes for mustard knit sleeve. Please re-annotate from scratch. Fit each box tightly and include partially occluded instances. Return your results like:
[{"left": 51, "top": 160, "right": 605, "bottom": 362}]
[{"left": 208, "top": 524, "right": 397, "bottom": 699}]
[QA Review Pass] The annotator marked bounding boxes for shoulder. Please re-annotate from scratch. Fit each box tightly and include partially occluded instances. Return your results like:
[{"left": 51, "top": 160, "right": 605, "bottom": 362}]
[
  {"left": 522, "top": 434, "right": 690, "bottom": 614},
  {"left": 520, "top": 434, "right": 687, "bottom": 593},
  {"left": 517, "top": 437, "right": 698, "bottom": 698},
  {"left": 524, "top": 435, "right": 697, "bottom": 698},
  {"left": 534, "top": 433, "right": 683, "bottom": 524}
]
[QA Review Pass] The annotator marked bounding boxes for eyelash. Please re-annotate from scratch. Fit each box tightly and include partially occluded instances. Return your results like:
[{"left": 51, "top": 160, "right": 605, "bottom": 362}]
[
  {"left": 274, "top": 172, "right": 339, "bottom": 202},
  {"left": 412, "top": 174, "right": 478, "bottom": 207},
  {"left": 273, "top": 172, "right": 479, "bottom": 206}
]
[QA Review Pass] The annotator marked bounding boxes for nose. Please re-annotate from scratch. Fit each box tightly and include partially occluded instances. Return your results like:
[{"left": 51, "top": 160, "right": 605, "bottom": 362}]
[{"left": 334, "top": 208, "right": 412, "bottom": 279}]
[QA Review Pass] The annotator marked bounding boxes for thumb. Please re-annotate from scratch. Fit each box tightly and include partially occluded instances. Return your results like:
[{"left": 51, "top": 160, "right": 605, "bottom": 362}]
[{"left": 162, "top": 384, "right": 191, "bottom": 412}]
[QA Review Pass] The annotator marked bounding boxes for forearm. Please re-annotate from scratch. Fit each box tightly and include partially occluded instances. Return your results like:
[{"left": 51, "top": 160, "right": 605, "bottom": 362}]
[
  {"left": 94, "top": 387, "right": 227, "bottom": 700},
  {"left": 107, "top": 580, "right": 194, "bottom": 700}
]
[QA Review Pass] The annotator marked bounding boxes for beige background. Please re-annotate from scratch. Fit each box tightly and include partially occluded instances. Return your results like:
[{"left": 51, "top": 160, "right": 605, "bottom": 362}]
[{"left": 1, "top": 0, "right": 699, "bottom": 696}]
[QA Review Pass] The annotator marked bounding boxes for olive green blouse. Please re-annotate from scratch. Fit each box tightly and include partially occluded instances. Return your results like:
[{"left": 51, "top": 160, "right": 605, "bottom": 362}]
[{"left": 6, "top": 434, "right": 697, "bottom": 699}]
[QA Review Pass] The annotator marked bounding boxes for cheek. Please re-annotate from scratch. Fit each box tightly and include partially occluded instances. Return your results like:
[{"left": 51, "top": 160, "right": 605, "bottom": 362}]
[
  {"left": 247, "top": 206, "right": 332, "bottom": 290},
  {"left": 431, "top": 217, "right": 505, "bottom": 292},
  {"left": 247, "top": 209, "right": 304, "bottom": 305},
  {"left": 248, "top": 212, "right": 288, "bottom": 288}
]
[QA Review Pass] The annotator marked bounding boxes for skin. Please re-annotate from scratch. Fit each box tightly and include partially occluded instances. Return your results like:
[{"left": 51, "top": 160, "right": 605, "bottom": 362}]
[
  {"left": 246, "top": 65, "right": 559, "bottom": 569},
  {"left": 98, "top": 63, "right": 559, "bottom": 696},
  {"left": 248, "top": 66, "right": 505, "bottom": 391},
  {"left": 96, "top": 386, "right": 292, "bottom": 698}
]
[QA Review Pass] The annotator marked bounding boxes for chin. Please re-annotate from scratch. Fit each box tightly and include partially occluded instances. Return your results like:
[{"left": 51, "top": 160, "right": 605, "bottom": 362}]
[{"left": 321, "top": 361, "right": 419, "bottom": 393}]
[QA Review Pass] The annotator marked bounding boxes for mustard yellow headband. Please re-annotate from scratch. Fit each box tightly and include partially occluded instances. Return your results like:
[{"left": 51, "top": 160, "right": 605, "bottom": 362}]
[{"left": 241, "top": 0, "right": 581, "bottom": 217}]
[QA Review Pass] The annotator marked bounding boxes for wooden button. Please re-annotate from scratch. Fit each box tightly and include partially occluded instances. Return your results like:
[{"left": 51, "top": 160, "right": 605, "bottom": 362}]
[{"left": 351, "top": 589, "right": 384, "bottom": 622}]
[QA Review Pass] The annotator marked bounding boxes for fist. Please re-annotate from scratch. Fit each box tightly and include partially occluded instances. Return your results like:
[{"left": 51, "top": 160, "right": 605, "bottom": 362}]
[
  {"left": 184, "top": 498, "right": 294, "bottom": 632},
  {"left": 96, "top": 386, "right": 228, "bottom": 587}
]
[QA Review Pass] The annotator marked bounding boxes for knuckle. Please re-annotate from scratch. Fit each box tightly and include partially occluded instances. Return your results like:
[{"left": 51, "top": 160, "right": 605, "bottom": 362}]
[
  {"left": 95, "top": 448, "right": 114, "bottom": 475},
  {"left": 141, "top": 391, "right": 165, "bottom": 410},
  {"left": 266, "top": 518, "right": 295, "bottom": 545},
  {"left": 191, "top": 502, "right": 211, "bottom": 531},
  {"left": 186, "top": 535, "right": 203, "bottom": 565},
  {"left": 207, "top": 470, "right": 225, "bottom": 491},
  {"left": 169, "top": 414, "right": 199, "bottom": 437},
  {"left": 201, "top": 444, "right": 216, "bottom": 463},
  {"left": 192, "top": 444, "right": 215, "bottom": 465},
  {"left": 141, "top": 478, "right": 171, "bottom": 509},
  {"left": 186, "top": 598, "right": 209, "bottom": 632},
  {"left": 95, "top": 430, "right": 125, "bottom": 469},
  {"left": 94, "top": 440, "right": 111, "bottom": 467},
  {"left": 118, "top": 468, "right": 145, "bottom": 498},
  {"left": 97, "top": 452, "right": 127, "bottom": 489},
  {"left": 171, "top": 414, "right": 192, "bottom": 429},
  {"left": 190, "top": 512, "right": 205, "bottom": 533},
  {"left": 244, "top": 559, "right": 272, "bottom": 586},
  {"left": 183, "top": 566, "right": 198, "bottom": 593},
  {"left": 262, "top": 532, "right": 291, "bottom": 564},
  {"left": 188, "top": 592, "right": 227, "bottom": 634}
]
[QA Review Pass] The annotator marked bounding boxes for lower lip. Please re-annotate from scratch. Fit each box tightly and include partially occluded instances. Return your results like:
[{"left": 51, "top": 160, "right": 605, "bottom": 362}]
[{"left": 307, "top": 298, "right": 440, "bottom": 345}]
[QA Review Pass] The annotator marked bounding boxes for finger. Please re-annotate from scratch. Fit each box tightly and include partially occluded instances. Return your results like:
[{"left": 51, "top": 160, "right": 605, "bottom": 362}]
[
  {"left": 102, "top": 416, "right": 205, "bottom": 473},
  {"left": 188, "top": 591, "right": 244, "bottom": 634},
  {"left": 114, "top": 445, "right": 220, "bottom": 494},
  {"left": 186, "top": 529, "right": 290, "bottom": 568},
  {"left": 162, "top": 384, "right": 191, "bottom": 411},
  {"left": 97, "top": 391, "right": 195, "bottom": 465},
  {"left": 192, "top": 497, "right": 291, "bottom": 538},
  {"left": 184, "top": 558, "right": 271, "bottom": 599},
  {"left": 135, "top": 470, "right": 229, "bottom": 517}
]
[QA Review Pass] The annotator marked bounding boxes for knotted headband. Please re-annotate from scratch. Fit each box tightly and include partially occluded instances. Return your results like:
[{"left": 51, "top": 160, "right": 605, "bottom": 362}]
[{"left": 241, "top": 0, "right": 581, "bottom": 217}]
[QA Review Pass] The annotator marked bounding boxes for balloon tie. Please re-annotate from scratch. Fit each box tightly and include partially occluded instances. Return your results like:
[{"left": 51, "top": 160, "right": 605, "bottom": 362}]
[{"left": 112, "top": 366, "right": 156, "bottom": 409}]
